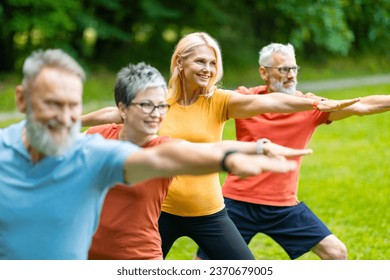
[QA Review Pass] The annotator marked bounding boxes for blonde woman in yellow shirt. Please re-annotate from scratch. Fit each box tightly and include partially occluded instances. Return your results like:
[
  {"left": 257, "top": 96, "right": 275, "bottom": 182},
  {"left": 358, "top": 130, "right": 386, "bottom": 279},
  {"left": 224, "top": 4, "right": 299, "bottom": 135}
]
[{"left": 82, "top": 32, "right": 358, "bottom": 259}]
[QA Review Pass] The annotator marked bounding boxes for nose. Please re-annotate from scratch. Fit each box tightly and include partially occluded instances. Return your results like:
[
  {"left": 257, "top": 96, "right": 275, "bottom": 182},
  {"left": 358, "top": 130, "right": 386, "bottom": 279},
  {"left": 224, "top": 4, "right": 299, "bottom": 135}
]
[
  {"left": 287, "top": 69, "right": 296, "bottom": 78},
  {"left": 56, "top": 106, "right": 75, "bottom": 127},
  {"left": 149, "top": 106, "right": 162, "bottom": 117},
  {"left": 202, "top": 64, "right": 211, "bottom": 72}
]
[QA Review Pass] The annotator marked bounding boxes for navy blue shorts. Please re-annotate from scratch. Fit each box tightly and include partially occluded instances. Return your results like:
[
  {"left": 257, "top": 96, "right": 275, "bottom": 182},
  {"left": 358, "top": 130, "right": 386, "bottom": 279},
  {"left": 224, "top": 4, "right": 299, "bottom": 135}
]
[
  {"left": 197, "top": 198, "right": 332, "bottom": 259},
  {"left": 159, "top": 208, "right": 254, "bottom": 260}
]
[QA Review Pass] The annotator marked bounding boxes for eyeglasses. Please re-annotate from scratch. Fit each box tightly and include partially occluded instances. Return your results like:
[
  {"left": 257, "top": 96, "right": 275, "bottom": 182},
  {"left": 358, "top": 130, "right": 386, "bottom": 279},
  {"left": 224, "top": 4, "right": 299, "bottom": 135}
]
[
  {"left": 129, "top": 102, "right": 170, "bottom": 115},
  {"left": 264, "top": 66, "right": 300, "bottom": 75}
]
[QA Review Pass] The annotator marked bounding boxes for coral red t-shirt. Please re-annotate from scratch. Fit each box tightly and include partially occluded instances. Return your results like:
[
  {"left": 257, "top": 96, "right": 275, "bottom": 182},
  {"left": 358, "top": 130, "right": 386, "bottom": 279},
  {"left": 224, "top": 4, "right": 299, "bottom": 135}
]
[
  {"left": 87, "top": 124, "right": 172, "bottom": 259},
  {"left": 223, "top": 86, "right": 330, "bottom": 206}
]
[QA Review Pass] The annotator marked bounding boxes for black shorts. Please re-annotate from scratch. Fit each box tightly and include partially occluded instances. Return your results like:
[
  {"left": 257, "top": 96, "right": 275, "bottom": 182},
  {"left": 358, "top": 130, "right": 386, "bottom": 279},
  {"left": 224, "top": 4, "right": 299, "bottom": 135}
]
[
  {"left": 197, "top": 198, "right": 332, "bottom": 259},
  {"left": 159, "top": 207, "right": 254, "bottom": 260}
]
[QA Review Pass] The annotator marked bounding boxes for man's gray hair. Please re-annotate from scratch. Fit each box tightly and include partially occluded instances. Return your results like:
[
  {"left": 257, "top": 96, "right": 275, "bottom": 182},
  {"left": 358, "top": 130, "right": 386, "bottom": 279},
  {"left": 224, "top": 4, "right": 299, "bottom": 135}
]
[
  {"left": 114, "top": 62, "right": 167, "bottom": 106},
  {"left": 22, "top": 49, "right": 86, "bottom": 86},
  {"left": 259, "top": 43, "right": 296, "bottom": 66}
]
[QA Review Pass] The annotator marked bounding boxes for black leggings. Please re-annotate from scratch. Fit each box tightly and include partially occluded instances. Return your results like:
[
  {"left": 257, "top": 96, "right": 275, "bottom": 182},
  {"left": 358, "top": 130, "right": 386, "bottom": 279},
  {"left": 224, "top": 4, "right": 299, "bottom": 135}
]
[{"left": 158, "top": 208, "right": 255, "bottom": 260}]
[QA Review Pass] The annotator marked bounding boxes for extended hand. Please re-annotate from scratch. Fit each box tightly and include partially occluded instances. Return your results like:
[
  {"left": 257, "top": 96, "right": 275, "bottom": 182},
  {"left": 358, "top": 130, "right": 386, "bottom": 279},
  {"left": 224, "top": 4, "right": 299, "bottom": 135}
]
[
  {"left": 263, "top": 142, "right": 312, "bottom": 158},
  {"left": 226, "top": 153, "right": 297, "bottom": 178},
  {"left": 316, "top": 98, "right": 360, "bottom": 112}
]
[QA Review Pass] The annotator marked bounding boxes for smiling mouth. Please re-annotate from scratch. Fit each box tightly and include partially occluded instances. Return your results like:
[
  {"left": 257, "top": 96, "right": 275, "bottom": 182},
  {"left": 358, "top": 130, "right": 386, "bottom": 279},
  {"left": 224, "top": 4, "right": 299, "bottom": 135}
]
[
  {"left": 47, "top": 125, "right": 69, "bottom": 134},
  {"left": 145, "top": 121, "right": 160, "bottom": 127},
  {"left": 197, "top": 74, "right": 210, "bottom": 80},
  {"left": 284, "top": 80, "right": 296, "bottom": 86},
  {"left": 47, "top": 120, "right": 70, "bottom": 131}
]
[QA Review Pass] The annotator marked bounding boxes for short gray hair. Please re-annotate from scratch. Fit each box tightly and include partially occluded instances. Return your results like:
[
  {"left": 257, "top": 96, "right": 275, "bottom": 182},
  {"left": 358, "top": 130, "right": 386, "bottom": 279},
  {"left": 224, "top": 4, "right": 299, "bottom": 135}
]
[
  {"left": 259, "top": 43, "right": 296, "bottom": 66},
  {"left": 114, "top": 62, "right": 167, "bottom": 106},
  {"left": 22, "top": 49, "right": 85, "bottom": 86}
]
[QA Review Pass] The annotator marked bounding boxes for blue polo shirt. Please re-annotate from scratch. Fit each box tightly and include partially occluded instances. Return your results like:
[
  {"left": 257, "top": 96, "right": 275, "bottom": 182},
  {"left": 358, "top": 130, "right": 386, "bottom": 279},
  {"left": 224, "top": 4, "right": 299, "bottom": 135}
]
[{"left": 0, "top": 121, "right": 140, "bottom": 259}]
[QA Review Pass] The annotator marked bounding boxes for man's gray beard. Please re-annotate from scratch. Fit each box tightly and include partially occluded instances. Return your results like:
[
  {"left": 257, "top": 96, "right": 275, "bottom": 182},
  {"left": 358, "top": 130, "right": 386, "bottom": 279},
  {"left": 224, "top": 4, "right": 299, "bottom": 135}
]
[
  {"left": 25, "top": 113, "right": 81, "bottom": 156},
  {"left": 270, "top": 77, "right": 297, "bottom": 95}
]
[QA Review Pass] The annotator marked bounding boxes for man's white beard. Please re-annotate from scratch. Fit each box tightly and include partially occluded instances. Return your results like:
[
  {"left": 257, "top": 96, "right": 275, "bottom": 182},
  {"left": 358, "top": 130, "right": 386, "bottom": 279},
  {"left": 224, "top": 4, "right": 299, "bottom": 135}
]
[
  {"left": 270, "top": 77, "right": 297, "bottom": 95},
  {"left": 25, "top": 112, "right": 81, "bottom": 156}
]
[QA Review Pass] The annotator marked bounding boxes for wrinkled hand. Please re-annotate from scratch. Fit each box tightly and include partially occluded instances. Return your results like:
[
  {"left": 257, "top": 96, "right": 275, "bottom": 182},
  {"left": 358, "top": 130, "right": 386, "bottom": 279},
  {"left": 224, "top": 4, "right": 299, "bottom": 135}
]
[
  {"left": 316, "top": 98, "right": 360, "bottom": 112},
  {"left": 226, "top": 153, "right": 297, "bottom": 178},
  {"left": 263, "top": 142, "right": 312, "bottom": 158}
]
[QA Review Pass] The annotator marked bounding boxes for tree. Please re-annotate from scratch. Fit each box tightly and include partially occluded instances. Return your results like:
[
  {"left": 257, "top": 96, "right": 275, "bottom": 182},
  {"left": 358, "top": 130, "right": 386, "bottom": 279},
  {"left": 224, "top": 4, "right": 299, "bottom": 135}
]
[{"left": 0, "top": 0, "right": 389, "bottom": 74}]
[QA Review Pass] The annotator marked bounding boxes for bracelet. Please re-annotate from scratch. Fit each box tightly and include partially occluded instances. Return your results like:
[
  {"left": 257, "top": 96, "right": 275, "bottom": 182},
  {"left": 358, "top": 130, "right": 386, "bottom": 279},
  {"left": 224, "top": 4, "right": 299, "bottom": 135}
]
[
  {"left": 221, "top": 150, "right": 238, "bottom": 173},
  {"left": 312, "top": 100, "right": 320, "bottom": 111},
  {"left": 256, "top": 138, "right": 270, "bottom": 154}
]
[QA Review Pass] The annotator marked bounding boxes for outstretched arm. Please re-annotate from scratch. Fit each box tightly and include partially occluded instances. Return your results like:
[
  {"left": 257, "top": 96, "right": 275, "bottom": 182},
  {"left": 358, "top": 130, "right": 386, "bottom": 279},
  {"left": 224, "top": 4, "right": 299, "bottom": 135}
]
[
  {"left": 123, "top": 141, "right": 297, "bottom": 184},
  {"left": 81, "top": 106, "right": 122, "bottom": 126},
  {"left": 210, "top": 139, "right": 313, "bottom": 158},
  {"left": 328, "top": 95, "right": 390, "bottom": 121},
  {"left": 227, "top": 90, "right": 360, "bottom": 119}
]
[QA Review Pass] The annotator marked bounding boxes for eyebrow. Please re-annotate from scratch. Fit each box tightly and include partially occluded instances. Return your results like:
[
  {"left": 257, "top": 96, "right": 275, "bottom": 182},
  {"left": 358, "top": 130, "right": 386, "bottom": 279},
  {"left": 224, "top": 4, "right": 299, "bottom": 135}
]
[{"left": 134, "top": 99, "right": 167, "bottom": 104}]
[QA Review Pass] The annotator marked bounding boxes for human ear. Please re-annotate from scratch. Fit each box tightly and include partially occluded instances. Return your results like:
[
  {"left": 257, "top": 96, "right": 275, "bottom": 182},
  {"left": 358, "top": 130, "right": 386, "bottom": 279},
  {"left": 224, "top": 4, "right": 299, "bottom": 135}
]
[
  {"left": 176, "top": 55, "right": 183, "bottom": 71},
  {"left": 259, "top": 66, "right": 268, "bottom": 82},
  {"left": 15, "top": 85, "right": 27, "bottom": 113},
  {"left": 118, "top": 102, "right": 127, "bottom": 120}
]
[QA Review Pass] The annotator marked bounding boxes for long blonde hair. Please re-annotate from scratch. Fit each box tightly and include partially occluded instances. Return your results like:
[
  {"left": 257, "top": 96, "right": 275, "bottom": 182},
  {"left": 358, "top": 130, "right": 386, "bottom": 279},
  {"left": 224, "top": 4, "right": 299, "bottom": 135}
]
[{"left": 168, "top": 32, "right": 223, "bottom": 101}]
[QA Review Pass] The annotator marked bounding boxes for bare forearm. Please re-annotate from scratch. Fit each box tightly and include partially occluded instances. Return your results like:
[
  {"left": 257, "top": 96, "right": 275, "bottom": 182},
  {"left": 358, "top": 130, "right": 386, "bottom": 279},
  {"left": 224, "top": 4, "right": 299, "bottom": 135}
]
[
  {"left": 259, "top": 92, "right": 315, "bottom": 113},
  {"left": 211, "top": 140, "right": 313, "bottom": 158},
  {"left": 123, "top": 141, "right": 300, "bottom": 184},
  {"left": 251, "top": 93, "right": 359, "bottom": 114},
  {"left": 81, "top": 106, "right": 122, "bottom": 127},
  {"left": 124, "top": 142, "right": 223, "bottom": 183},
  {"left": 329, "top": 95, "right": 390, "bottom": 121},
  {"left": 229, "top": 92, "right": 314, "bottom": 118},
  {"left": 210, "top": 140, "right": 256, "bottom": 154},
  {"left": 356, "top": 95, "right": 390, "bottom": 115},
  {"left": 228, "top": 91, "right": 359, "bottom": 119}
]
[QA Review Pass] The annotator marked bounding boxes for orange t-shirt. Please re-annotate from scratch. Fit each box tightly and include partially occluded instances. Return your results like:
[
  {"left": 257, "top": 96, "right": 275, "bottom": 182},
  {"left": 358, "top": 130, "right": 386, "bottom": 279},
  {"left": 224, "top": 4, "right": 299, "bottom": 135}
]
[
  {"left": 86, "top": 124, "right": 172, "bottom": 259},
  {"left": 223, "top": 86, "right": 331, "bottom": 206}
]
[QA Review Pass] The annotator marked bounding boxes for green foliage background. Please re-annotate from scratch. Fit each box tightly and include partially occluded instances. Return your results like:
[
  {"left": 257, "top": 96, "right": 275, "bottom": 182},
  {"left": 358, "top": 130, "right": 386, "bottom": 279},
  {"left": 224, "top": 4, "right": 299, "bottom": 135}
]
[{"left": 1, "top": 0, "right": 389, "bottom": 73}]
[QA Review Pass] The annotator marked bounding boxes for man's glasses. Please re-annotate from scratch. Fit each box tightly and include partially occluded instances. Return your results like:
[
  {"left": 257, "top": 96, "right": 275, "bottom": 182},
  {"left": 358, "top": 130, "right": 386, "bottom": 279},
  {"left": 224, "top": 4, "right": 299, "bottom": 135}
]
[
  {"left": 129, "top": 102, "right": 170, "bottom": 115},
  {"left": 264, "top": 66, "right": 300, "bottom": 75}
]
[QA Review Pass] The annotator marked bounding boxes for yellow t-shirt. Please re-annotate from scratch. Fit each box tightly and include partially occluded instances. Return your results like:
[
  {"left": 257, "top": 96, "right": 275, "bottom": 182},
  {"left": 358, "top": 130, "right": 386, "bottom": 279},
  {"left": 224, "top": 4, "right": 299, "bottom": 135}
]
[{"left": 159, "top": 89, "right": 231, "bottom": 216}]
